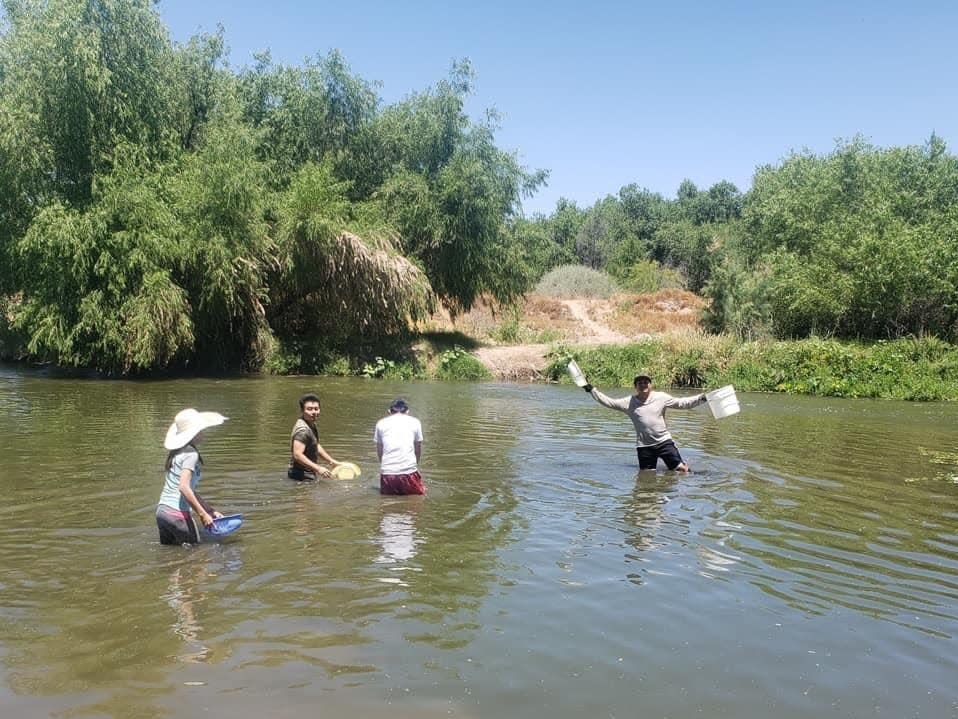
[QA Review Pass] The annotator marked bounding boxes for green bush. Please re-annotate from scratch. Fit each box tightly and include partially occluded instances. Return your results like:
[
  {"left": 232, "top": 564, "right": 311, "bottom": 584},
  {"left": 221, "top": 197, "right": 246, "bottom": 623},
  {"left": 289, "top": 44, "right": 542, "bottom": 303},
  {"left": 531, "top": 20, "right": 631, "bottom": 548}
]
[
  {"left": 263, "top": 338, "right": 358, "bottom": 376},
  {"left": 534, "top": 264, "right": 617, "bottom": 298},
  {"left": 359, "top": 356, "right": 419, "bottom": 380},
  {"left": 434, "top": 346, "right": 490, "bottom": 380},
  {"left": 616, "top": 259, "right": 684, "bottom": 294},
  {"left": 547, "top": 335, "right": 958, "bottom": 401}
]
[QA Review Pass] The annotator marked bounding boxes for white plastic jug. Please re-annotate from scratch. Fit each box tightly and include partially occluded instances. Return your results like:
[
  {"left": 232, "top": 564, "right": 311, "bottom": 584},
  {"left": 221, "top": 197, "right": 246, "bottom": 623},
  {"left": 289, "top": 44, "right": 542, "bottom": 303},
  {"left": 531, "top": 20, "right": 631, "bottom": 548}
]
[
  {"left": 567, "top": 360, "right": 588, "bottom": 387},
  {"left": 705, "top": 385, "right": 740, "bottom": 419}
]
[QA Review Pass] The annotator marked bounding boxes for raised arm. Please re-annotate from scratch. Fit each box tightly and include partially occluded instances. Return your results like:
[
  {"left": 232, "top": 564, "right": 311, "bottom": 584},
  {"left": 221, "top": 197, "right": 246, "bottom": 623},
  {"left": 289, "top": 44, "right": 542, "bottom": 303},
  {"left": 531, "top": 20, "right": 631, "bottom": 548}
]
[
  {"left": 665, "top": 393, "right": 707, "bottom": 410},
  {"left": 586, "top": 386, "right": 632, "bottom": 412}
]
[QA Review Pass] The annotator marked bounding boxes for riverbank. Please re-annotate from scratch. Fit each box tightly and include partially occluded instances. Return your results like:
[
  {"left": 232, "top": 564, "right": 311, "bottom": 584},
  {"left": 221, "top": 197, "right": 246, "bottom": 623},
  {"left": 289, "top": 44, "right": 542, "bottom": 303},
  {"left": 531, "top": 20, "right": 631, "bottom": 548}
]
[
  {"left": 6, "top": 288, "right": 958, "bottom": 400},
  {"left": 433, "top": 292, "right": 957, "bottom": 401},
  {"left": 419, "top": 291, "right": 954, "bottom": 400},
  {"left": 544, "top": 334, "right": 958, "bottom": 401}
]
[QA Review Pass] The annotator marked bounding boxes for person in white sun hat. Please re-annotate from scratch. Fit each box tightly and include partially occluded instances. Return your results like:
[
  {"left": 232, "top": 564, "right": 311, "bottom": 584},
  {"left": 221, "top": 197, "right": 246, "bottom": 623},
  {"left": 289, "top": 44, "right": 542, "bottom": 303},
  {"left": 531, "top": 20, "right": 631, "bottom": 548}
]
[{"left": 155, "top": 408, "right": 229, "bottom": 545}]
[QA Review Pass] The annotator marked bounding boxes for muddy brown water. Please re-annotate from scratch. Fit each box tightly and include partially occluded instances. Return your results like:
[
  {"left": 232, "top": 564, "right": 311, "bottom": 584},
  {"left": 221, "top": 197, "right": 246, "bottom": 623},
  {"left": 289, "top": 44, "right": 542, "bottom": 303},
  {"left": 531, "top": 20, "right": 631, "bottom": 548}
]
[{"left": 1, "top": 367, "right": 957, "bottom": 718}]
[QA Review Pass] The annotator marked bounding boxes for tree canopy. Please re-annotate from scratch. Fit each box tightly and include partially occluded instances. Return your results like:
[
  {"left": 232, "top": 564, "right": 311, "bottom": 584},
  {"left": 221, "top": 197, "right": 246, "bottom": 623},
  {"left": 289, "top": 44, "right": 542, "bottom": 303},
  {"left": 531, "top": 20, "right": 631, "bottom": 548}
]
[
  {"left": 0, "top": 0, "right": 545, "bottom": 372},
  {"left": 2, "top": 1, "right": 956, "bottom": 373}
]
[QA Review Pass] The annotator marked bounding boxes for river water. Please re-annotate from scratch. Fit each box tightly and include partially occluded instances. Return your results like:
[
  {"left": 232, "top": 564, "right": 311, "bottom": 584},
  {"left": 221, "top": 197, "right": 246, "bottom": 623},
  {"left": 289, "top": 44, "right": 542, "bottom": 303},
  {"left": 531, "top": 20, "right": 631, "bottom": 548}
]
[{"left": 1, "top": 367, "right": 957, "bottom": 718}]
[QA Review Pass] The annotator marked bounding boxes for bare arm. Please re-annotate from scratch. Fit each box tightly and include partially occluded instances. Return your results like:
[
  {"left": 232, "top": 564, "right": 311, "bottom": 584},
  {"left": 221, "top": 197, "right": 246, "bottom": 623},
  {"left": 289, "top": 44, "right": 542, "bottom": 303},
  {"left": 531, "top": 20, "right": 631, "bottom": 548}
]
[
  {"left": 316, "top": 443, "right": 338, "bottom": 466},
  {"left": 414, "top": 440, "right": 422, "bottom": 463},
  {"left": 292, "top": 439, "right": 331, "bottom": 478},
  {"left": 178, "top": 469, "right": 217, "bottom": 528}
]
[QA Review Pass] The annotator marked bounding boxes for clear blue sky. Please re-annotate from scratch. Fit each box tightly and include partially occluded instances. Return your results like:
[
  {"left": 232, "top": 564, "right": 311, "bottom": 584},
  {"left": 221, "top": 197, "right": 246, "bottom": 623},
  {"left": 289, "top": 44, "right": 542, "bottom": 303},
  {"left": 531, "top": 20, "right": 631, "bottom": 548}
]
[{"left": 156, "top": 0, "right": 958, "bottom": 216}]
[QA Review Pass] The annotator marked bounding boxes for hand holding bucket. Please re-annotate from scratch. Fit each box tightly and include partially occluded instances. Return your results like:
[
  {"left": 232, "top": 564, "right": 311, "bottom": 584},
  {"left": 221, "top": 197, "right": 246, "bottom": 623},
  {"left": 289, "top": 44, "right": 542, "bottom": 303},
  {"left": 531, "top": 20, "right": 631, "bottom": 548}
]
[{"left": 705, "top": 385, "right": 740, "bottom": 418}]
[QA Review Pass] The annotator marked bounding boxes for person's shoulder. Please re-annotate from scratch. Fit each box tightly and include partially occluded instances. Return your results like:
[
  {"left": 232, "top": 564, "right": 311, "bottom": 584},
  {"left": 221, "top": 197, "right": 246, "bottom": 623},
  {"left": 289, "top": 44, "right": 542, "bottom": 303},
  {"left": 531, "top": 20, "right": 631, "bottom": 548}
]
[{"left": 174, "top": 446, "right": 200, "bottom": 465}]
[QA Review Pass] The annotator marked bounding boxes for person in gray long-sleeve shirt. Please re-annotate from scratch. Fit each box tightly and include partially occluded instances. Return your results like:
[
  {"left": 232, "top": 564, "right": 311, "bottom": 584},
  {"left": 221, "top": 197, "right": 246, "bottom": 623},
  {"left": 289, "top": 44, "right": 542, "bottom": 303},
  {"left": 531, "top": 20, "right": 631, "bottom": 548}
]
[{"left": 583, "top": 372, "right": 706, "bottom": 471}]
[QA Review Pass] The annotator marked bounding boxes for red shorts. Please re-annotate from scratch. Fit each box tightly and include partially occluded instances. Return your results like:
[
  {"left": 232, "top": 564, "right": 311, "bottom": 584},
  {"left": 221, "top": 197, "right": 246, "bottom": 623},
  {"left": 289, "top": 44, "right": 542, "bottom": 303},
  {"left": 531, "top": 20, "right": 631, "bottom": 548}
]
[{"left": 380, "top": 471, "right": 425, "bottom": 495}]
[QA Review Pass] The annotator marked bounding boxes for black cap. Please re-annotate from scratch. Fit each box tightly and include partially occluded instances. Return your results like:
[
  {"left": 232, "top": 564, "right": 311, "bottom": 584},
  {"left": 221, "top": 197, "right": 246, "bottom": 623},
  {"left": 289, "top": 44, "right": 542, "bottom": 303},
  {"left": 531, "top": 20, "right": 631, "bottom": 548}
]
[{"left": 389, "top": 398, "right": 409, "bottom": 413}]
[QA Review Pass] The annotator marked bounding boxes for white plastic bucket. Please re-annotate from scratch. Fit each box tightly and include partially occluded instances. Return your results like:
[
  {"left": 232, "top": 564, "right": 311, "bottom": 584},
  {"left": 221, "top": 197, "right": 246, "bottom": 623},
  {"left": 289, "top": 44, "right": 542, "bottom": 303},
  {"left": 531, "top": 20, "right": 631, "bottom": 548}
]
[
  {"left": 567, "top": 360, "right": 588, "bottom": 387},
  {"left": 705, "top": 385, "right": 740, "bottom": 419}
]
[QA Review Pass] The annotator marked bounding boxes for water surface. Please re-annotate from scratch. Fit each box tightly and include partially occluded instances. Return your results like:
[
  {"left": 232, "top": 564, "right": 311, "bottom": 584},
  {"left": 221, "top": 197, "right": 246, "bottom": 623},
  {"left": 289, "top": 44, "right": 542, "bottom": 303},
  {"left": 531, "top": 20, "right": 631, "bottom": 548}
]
[{"left": 1, "top": 368, "right": 957, "bottom": 718}]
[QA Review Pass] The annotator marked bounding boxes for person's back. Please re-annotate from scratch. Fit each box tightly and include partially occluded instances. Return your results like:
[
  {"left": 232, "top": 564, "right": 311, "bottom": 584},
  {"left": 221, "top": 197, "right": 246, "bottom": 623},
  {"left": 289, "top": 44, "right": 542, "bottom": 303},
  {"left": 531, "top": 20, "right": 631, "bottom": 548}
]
[{"left": 374, "top": 398, "right": 424, "bottom": 495}]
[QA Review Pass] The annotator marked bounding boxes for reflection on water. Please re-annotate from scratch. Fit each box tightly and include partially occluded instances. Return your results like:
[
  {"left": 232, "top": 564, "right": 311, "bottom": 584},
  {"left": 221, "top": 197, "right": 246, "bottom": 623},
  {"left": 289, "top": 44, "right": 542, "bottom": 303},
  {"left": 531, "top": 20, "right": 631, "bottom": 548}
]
[
  {"left": 374, "top": 502, "right": 422, "bottom": 585},
  {"left": 1, "top": 371, "right": 958, "bottom": 718},
  {"left": 165, "top": 566, "right": 210, "bottom": 663}
]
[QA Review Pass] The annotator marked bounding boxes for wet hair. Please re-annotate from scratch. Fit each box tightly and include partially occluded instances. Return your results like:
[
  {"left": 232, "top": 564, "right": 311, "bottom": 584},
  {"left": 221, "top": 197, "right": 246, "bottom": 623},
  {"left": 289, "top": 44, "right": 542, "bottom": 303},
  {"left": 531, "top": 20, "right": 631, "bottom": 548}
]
[{"left": 299, "top": 393, "right": 321, "bottom": 411}]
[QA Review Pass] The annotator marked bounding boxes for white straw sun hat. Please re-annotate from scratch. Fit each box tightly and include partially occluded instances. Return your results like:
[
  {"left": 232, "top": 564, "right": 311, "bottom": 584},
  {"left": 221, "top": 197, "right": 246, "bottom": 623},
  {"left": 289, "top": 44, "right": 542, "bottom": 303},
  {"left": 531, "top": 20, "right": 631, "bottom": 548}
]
[{"left": 164, "top": 408, "right": 228, "bottom": 450}]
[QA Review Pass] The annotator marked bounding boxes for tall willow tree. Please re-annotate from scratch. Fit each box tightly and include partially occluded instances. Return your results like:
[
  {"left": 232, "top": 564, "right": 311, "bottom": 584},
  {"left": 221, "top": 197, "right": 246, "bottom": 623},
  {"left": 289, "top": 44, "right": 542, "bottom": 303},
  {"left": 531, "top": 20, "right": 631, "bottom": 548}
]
[
  {"left": 269, "top": 160, "right": 434, "bottom": 344},
  {"left": 356, "top": 62, "right": 547, "bottom": 315},
  {"left": 12, "top": 112, "right": 276, "bottom": 373},
  {"left": 237, "top": 49, "right": 379, "bottom": 185},
  {"left": 0, "top": 0, "right": 272, "bottom": 371},
  {"left": 1, "top": 1, "right": 550, "bottom": 371},
  {"left": 0, "top": 0, "right": 176, "bottom": 206}
]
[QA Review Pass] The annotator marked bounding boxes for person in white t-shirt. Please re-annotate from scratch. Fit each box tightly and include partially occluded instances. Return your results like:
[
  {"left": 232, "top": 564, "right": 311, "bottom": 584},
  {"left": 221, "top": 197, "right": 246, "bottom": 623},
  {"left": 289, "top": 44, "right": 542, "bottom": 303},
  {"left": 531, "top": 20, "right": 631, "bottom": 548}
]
[{"left": 374, "top": 398, "right": 425, "bottom": 495}]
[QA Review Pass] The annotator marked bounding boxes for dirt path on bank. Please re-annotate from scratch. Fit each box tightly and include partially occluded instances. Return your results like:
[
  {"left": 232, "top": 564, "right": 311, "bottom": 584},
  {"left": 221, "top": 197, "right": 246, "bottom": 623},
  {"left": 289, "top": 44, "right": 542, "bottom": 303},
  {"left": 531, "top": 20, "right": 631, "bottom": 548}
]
[
  {"left": 562, "top": 299, "right": 630, "bottom": 344},
  {"left": 472, "top": 299, "right": 630, "bottom": 380}
]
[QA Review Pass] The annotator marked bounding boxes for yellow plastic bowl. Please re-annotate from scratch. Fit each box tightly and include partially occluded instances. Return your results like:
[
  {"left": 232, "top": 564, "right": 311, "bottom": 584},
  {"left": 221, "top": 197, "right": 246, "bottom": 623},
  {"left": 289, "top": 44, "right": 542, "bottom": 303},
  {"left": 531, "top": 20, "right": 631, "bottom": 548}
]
[{"left": 330, "top": 462, "right": 361, "bottom": 480}]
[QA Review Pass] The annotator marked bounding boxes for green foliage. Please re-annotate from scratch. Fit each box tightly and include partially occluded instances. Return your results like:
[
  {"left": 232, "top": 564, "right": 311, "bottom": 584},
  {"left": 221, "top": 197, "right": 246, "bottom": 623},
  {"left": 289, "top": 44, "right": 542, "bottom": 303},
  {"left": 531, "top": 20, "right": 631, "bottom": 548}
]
[
  {"left": 10, "top": 104, "right": 274, "bottom": 373},
  {"left": 574, "top": 196, "right": 624, "bottom": 269},
  {"left": 718, "top": 136, "right": 958, "bottom": 342},
  {"left": 518, "top": 180, "right": 740, "bottom": 294},
  {"left": 262, "top": 336, "right": 358, "bottom": 375},
  {"left": 269, "top": 161, "right": 434, "bottom": 345},
  {"left": 359, "top": 355, "right": 419, "bottom": 380},
  {"left": 361, "top": 62, "right": 546, "bottom": 314},
  {"left": 0, "top": 0, "right": 178, "bottom": 205},
  {"left": 434, "top": 345, "right": 490, "bottom": 380},
  {"left": 702, "top": 236, "right": 775, "bottom": 340},
  {"left": 549, "top": 335, "right": 958, "bottom": 401},
  {"left": 534, "top": 264, "right": 618, "bottom": 298},
  {"left": 0, "top": 294, "right": 25, "bottom": 360},
  {"left": 6, "top": 0, "right": 958, "bottom": 377},
  {"left": 361, "top": 356, "right": 396, "bottom": 378},
  {"left": 507, "top": 215, "right": 576, "bottom": 283},
  {"left": 616, "top": 259, "right": 684, "bottom": 294},
  {"left": 238, "top": 49, "right": 379, "bottom": 188},
  {"left": 0, "top": 3, "right": 550, "bottom": 374},
  {"left": 491, "top": 306, "right": 522, "bottom": 343}
]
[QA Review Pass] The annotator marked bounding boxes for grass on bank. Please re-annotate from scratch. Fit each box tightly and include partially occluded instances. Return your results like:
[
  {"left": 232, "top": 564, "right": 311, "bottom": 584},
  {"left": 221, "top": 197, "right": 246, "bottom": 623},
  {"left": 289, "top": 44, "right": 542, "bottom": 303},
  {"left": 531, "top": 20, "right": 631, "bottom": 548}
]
[
  {"left": 263, "top": 327, "right": 958, "bottom": 401},
  {"left": 546, "top": 333, "right": 958, "bottom": 402}
]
